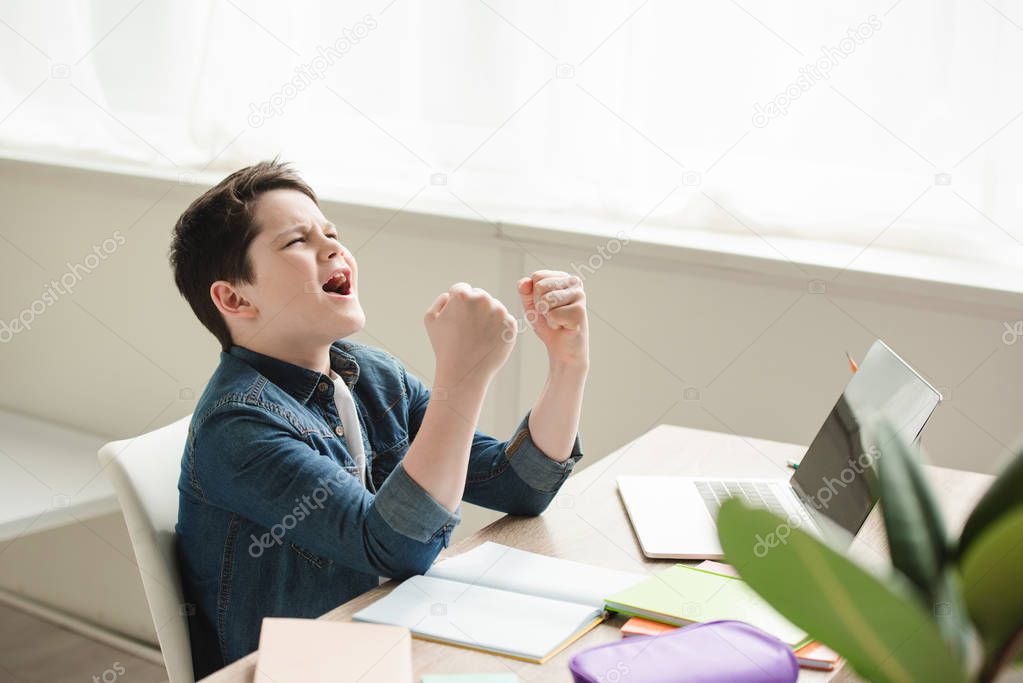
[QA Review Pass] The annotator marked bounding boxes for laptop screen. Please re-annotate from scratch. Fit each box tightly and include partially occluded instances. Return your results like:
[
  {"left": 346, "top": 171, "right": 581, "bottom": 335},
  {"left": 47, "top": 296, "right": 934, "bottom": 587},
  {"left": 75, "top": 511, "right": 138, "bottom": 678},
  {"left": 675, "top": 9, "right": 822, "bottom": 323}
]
[{"left": 790, "top": 340, "right": 941, "bottom": 534}]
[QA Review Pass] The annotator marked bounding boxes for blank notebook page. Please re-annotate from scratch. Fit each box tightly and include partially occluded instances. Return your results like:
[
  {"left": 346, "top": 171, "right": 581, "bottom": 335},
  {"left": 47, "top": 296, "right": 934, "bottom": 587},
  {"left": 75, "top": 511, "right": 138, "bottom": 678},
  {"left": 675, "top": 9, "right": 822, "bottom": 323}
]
[
  {"left": 353, "top": 575, "right": 601, "bottom": 661},
  {"left": 427, "top": 541, "right": 646, "bottom": 608}
]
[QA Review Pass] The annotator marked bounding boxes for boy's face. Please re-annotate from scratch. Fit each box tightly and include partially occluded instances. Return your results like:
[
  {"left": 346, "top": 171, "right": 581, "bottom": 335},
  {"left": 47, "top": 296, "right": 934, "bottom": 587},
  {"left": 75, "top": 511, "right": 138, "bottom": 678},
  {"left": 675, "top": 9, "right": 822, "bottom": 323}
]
[{"left": 229, "top": 188, "right": 365, "bottom": 348}]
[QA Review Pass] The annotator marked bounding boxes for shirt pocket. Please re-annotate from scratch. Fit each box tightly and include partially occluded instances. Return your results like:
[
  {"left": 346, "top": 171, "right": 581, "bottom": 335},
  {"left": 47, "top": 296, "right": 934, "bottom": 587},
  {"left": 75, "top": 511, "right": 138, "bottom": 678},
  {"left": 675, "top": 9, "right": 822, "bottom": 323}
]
[
  {"left": 289, "top": 541, "right": 333, "bottom": 569},
  {"left": 303, "top": 429, "right": 358, "bottom": 470},
  {"left": 369, "top": 433, "right": 409, "bottom": 489}
]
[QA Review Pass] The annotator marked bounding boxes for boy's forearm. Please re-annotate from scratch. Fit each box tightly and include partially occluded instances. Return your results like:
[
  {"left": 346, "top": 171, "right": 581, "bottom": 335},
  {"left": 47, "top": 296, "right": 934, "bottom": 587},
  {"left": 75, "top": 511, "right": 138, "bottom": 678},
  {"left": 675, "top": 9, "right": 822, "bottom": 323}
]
[
  {"left": 528, "top": 360, "right": 588, "bottom": 463},
  {"left": 401, "top": 373, "right": 488, "bottom": 513}
]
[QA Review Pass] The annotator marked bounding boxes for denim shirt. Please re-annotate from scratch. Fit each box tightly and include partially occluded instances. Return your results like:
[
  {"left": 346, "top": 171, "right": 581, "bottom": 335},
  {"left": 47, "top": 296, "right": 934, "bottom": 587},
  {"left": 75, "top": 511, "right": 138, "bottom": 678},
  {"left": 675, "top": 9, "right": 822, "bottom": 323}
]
[{"left": 175, "top": 339, "right": 583, "bottom": 678}]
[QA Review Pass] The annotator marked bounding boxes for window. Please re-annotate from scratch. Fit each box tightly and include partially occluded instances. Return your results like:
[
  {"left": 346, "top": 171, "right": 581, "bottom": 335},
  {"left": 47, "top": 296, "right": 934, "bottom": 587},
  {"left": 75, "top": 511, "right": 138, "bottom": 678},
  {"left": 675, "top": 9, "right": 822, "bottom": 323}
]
[{"left": 1, "top": 0, "right": 1020, "bottom": 268}]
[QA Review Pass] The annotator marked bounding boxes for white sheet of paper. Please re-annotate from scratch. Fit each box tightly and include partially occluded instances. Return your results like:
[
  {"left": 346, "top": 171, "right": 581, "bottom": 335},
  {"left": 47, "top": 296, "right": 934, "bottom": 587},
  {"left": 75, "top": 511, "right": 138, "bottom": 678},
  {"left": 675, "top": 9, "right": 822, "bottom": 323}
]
[
  {"left": 427, "top": 541, "right": 646, "bottom": 608},
  {"left": 352, "top": 575, "right": 601, "bottom": 661}
]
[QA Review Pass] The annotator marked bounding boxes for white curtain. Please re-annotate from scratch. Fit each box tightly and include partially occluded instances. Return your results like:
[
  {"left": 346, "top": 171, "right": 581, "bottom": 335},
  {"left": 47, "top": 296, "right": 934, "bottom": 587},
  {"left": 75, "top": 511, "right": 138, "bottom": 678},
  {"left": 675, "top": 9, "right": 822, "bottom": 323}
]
[{"left": 1, "top": 0, "right": 1020, "bottom": 266}]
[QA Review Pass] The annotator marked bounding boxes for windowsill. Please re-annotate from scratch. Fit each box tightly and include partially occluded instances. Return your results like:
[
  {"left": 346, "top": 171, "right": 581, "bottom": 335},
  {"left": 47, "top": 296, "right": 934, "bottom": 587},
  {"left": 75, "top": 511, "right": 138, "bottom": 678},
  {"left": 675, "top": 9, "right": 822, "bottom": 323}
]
[
  {"left": 0, "top": 407, "right": 114, "bottom": 541},
  {"left": 3, "top": 148, "right": 1020, "bottom": 317}
]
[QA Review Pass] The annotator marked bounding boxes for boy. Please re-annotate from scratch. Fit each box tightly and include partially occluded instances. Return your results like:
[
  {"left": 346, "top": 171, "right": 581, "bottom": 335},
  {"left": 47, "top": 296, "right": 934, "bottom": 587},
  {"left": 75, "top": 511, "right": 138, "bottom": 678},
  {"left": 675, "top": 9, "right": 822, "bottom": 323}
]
[{"left": 168, "top": 160, "right": 589, "bottom": 677}]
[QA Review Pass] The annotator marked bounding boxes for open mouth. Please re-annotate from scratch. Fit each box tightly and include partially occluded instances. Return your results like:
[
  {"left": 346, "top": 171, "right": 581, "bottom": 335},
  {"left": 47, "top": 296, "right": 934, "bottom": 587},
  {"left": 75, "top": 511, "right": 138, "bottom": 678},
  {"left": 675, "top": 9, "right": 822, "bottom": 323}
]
[{"left": 321, "top": 270, "right": 352, "bottom": 297}]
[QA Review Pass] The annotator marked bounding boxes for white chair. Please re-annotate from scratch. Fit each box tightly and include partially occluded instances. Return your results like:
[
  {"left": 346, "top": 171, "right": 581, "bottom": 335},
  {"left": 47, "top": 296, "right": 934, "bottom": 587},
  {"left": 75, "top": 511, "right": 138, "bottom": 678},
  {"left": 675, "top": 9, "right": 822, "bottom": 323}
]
[{"left": 98, "top": 415, "right": 194, "bottom": 683}]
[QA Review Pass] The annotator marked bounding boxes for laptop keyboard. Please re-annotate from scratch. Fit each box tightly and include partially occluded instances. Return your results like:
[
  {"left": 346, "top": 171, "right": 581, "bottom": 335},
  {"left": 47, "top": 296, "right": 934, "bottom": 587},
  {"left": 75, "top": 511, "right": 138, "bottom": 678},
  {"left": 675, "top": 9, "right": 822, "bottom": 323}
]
[{"left": 695, "top": 480, "right": 790, "bottom": 518}]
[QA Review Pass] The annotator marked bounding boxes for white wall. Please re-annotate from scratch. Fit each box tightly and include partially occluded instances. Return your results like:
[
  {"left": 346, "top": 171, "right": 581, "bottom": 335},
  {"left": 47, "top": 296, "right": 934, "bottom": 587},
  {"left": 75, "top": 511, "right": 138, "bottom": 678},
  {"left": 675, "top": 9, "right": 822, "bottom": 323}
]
[{"left": 1, "top": 156, "right": 1021, "bottom": 643}]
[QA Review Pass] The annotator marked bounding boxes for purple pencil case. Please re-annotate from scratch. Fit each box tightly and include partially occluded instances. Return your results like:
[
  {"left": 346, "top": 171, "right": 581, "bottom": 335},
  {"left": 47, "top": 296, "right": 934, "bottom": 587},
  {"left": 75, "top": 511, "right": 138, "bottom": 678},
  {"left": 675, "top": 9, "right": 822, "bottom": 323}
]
[{"left": 569, "top": 620, "right": 799, "bottom": 683}]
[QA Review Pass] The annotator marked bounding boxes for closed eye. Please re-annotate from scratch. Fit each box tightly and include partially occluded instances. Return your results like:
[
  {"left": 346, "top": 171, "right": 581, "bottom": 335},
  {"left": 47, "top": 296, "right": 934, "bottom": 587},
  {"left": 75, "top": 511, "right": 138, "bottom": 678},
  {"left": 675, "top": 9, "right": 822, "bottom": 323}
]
[{"left": 282, "top": 228, "right": 338, "bottom": 248}]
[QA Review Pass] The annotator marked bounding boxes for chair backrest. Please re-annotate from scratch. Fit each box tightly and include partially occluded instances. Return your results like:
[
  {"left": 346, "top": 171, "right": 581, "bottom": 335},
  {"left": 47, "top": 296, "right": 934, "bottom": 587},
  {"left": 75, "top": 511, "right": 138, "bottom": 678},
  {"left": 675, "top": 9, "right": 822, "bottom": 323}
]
[{"left": 98, "top": 415, "right": 193, "bottom": 683}]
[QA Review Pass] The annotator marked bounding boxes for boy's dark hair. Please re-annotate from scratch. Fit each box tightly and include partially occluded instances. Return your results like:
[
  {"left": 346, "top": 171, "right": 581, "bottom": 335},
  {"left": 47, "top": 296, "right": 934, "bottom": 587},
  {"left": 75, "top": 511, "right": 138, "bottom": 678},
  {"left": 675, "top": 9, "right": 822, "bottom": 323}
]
[{"left": 169, "top": 159, "right": 317, "bottom": 351}]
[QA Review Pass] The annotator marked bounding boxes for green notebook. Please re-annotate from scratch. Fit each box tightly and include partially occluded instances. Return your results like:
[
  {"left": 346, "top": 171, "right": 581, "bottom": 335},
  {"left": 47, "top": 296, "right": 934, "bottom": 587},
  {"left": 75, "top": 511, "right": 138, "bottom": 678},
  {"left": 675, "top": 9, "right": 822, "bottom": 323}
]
[{"left": 604, "top": 564, "right": 811, "bottom": 648}]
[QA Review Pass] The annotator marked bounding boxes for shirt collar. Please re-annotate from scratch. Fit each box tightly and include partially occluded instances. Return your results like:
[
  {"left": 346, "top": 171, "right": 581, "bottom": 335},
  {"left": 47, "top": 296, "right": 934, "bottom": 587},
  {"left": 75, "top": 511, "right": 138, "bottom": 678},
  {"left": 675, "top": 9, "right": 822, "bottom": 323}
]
[{"left": 228, "top": 340, "right": 361, "bottom": 405}]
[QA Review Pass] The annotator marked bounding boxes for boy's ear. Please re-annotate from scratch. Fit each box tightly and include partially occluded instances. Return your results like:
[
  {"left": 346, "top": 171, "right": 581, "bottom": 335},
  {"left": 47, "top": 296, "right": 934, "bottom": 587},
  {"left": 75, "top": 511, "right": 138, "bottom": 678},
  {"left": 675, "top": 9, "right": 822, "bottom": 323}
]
[{"left": 210, "top": 280, "right": 258, "bottom": 319}]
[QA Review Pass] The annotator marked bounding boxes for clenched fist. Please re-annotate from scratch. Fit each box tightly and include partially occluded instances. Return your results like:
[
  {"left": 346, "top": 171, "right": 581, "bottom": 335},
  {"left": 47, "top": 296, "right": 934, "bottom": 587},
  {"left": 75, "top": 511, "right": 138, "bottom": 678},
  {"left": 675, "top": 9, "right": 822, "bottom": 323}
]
[
  {"left": 424, "top": 282, "right": 517, "bottom": 389},
  {"left": 517, "top": 270, "right": 589, "bottom": 368}
]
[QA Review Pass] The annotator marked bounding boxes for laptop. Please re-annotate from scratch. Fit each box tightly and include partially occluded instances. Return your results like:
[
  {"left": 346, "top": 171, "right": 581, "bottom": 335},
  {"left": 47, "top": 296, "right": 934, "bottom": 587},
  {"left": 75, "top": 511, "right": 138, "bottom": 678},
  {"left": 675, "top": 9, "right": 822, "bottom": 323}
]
[{"left": 617, "top": 340, "right": 942, "bottom": 559}]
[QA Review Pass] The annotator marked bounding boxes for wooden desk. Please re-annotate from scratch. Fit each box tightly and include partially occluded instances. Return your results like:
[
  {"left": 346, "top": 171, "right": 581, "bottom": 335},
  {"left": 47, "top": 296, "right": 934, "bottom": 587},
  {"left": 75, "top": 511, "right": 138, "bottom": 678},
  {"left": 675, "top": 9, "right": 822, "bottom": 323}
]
[{"left": 201, "top": 424, "right": 993, "bottom": 682}]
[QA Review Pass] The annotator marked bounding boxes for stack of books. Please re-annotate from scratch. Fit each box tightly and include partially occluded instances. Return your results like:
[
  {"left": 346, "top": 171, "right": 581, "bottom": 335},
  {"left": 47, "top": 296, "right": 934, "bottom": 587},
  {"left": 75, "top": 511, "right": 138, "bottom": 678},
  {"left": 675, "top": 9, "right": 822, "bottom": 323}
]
[{"left": 608, "top": 562, "right": 841, "bottom": 671}]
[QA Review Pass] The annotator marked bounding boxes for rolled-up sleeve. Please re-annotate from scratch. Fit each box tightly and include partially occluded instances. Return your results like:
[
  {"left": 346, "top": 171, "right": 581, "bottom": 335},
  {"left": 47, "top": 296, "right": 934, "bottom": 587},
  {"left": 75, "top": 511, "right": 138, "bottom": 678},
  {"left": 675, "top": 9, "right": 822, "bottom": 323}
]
[
  {"left": 373, "top": 461, "right": 461, "bottom": 543},
  {"left": 403, "top": 368, "right": 583, "bottom": 517},
  {"left": 502, "top": 410, "right": 583, "bottom": 491}
]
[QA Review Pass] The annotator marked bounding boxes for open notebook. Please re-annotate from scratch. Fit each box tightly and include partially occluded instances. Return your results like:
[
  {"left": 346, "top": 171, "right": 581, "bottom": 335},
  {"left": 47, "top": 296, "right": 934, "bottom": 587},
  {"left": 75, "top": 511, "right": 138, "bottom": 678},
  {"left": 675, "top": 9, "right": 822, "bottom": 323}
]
[{"left": 352, "top": 541, "right": 646, "bottom": 663}]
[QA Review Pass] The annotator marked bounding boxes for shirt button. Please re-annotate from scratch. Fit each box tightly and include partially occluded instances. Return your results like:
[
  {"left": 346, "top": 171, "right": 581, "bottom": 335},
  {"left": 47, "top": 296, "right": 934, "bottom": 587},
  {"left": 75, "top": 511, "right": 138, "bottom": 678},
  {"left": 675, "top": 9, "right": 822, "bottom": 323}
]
[
  {"left": 335, "top": 425, "right": 345, "bottom": 437},
  {"left": 318, "top": 382, "right": 329, "bottom": 393}
]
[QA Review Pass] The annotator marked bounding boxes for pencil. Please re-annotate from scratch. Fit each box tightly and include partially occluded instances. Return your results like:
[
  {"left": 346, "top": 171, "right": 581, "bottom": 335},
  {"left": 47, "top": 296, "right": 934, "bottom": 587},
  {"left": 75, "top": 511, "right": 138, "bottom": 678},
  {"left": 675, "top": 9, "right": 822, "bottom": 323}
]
[{"left": 846, "top": 351, "right": 858, "bottom": 374}]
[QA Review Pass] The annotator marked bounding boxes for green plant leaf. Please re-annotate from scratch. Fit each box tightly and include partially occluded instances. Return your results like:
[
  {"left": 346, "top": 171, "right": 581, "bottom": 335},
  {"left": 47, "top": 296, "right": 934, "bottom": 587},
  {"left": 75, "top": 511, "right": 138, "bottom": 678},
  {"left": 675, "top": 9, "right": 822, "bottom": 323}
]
[
  {"left": 960, "top": 445, "right": 1023, "bottom": 554},
  {"left": 869, "top": 420, "right": 971, "bottom": 660},
  {"left": 717, "top": 499, "right": 967, "bottom": 683},
  {"left": 960, "top": 506, "right": 1023, "bottom": 677},
  {"left": 934, "top": 570, "right": 979, "bottom": 675},
  {"left": 872, "top": 420, "right": 950, "bottom": 592}
]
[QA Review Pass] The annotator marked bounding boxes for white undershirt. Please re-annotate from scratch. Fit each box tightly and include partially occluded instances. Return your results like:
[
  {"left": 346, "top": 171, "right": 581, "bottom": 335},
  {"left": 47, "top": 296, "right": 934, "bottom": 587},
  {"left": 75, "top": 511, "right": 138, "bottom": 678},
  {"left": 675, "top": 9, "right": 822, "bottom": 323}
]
[{"left": 329, "top": 369, "right": 367, "bottom": 488}]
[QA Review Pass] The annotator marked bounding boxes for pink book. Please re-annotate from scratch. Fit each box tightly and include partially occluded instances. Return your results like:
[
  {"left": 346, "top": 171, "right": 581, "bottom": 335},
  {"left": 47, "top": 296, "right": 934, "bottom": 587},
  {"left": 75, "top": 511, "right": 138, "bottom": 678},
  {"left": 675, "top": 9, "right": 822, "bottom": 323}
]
[{"left": 255, "top": 618, "right": 412, "bottom": 683}]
